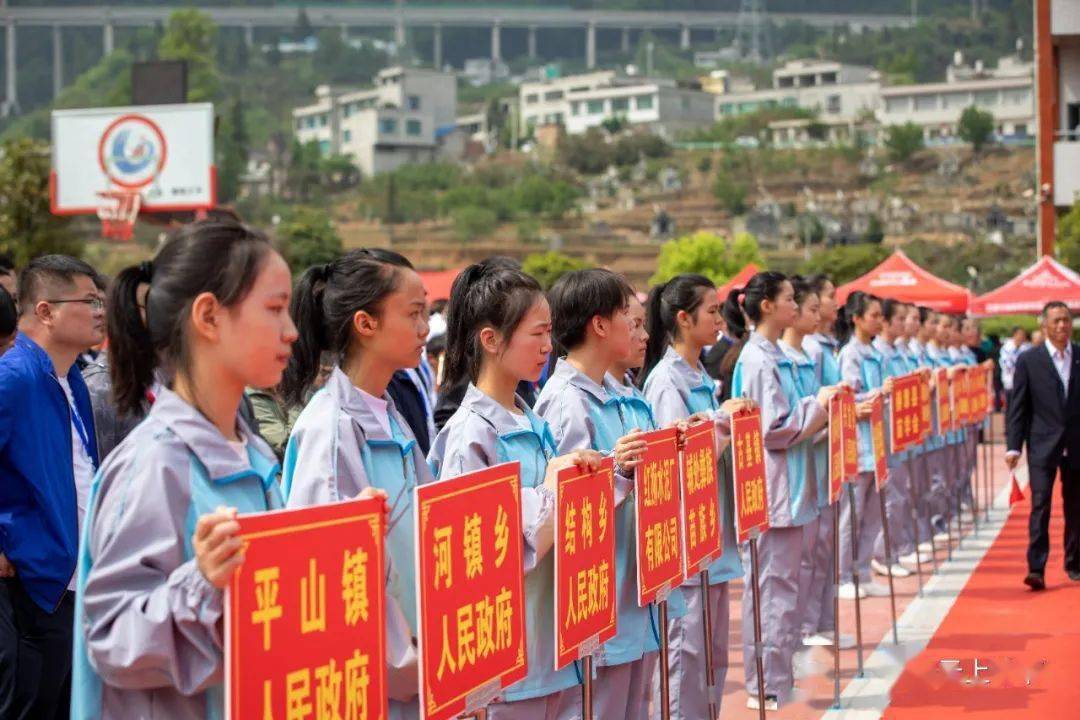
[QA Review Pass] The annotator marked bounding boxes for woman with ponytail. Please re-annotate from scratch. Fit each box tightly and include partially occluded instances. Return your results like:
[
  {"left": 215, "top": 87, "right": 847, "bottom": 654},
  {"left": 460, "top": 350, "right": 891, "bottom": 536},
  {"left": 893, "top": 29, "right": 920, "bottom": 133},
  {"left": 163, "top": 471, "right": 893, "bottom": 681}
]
[
  {"left": 836, "top": 292, "right": 892, "bottom": 601},
  {"left": 281, "top": 247, "right": 433, "bottom": 718},
  {"left": 72, "top": 221, "right": 391, "bottom": 718},
  {"left": 926, "top": 313, "right": 961, "bottom": 538},
  {"left": 638, "top": 274, "right": 751, "bottom": 720},
  {"left": 428, "top": 259, "right": 603, "bottom": 720},
  {"left": 730, "top": 272, "right": 841, "bottom": 710}
]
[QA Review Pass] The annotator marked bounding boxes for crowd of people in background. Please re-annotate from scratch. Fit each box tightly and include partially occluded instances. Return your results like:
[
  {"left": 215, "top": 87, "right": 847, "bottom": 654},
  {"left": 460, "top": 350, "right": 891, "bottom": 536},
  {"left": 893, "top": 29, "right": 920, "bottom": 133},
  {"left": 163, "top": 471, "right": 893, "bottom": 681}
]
[{"left": 0, "top": 226, "right": 1057, "bottom": 719}]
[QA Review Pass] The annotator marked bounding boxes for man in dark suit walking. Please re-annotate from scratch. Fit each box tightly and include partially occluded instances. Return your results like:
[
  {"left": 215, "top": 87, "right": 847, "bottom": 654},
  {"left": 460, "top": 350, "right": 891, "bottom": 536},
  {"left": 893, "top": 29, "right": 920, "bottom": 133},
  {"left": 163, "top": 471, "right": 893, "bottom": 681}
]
[{"left": 1006, "top": 301, "right": 1080, "bottom": 590}]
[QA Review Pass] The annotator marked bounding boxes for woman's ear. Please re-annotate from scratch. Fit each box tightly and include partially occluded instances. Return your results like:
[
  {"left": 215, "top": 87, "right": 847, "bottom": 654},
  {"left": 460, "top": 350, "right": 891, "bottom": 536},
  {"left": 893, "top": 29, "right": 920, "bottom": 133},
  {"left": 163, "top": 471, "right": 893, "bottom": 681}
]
[
  {"left": 353, "top": 309, "right": 378, "bottom": 338},
  {"left": 675, "top": 308, "right": 692, "bottom": 330},
  {"left": 189, "top": 291, "right": 222, "bottom": 342},
  {"left": 479, "top": 326, "right": 500, "bottom": 355}
]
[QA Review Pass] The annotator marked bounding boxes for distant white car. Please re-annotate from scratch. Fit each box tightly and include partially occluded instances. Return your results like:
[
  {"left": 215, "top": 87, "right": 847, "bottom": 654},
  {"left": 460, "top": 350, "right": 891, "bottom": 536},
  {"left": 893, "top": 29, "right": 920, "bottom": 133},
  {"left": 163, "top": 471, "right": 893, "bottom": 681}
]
[{"left": 734, "top": 135, "right": 760, "bottom": 149}]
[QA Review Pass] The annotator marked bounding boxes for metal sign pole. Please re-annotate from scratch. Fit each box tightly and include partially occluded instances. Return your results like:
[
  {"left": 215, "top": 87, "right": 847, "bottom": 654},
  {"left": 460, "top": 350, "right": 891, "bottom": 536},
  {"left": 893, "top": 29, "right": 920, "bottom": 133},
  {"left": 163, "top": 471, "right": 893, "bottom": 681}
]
[
  {"left": 699, "top": 570, "right": 718, "bottom": 720},
  {"left": 748, "top": 530, "right": 766, "bottom": 720},
  {"left": 831, "top": 502, "right": 842, "bottom": 710},
  {"left": 987, "top": 415, "right": 995, "bottom": 520},
  {"left": 581, "top": 655, "right": 593, "bottom": 720},
  {"left": 877, "top": 486, "right": 899, "bottom": 644},
  {"left": 846, "top": 482, "right": 865, "bottom": 678},
  {"left": 658, "top": 600, "right": 671, "bottom": 720}
]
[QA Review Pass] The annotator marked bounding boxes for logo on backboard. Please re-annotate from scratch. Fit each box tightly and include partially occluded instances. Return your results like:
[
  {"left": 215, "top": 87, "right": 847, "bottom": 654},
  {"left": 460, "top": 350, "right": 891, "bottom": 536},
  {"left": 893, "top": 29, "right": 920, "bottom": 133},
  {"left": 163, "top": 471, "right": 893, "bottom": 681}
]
[{"left": 97, "top": 114, "right": 167, "bottom": 189}]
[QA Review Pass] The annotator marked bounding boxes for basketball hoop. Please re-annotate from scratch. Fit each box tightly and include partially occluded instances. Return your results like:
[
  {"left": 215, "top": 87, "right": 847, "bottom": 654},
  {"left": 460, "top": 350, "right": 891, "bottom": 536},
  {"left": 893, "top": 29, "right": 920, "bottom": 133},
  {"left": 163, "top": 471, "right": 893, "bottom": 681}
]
[{"left": 96, "top": 188, "right": 142, "bottom": 242}]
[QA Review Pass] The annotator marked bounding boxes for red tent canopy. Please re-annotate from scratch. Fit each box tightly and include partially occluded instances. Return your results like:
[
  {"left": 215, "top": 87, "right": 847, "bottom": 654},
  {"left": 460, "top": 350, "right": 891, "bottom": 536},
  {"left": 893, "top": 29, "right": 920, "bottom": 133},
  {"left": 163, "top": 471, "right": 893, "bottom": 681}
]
[
  {"left": 417, "top": 268, "right": 462, "bottom": 302},
  {"left": 715, "top": 263, "right": 761, "bottom": 300},
  {"left": 836, "top": 250, "right": 970, "bottom": 313},
  {"left": 970, "top": 255, "right": 1080, "bottom": 317}
]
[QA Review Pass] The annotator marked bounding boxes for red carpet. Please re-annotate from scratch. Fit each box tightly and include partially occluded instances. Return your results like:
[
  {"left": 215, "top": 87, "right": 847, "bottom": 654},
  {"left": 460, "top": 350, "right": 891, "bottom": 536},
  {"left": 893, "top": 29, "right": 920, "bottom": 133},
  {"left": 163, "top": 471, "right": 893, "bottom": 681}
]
[{"left": 883, "top": 481, "right": 1080, "bottom": 718}]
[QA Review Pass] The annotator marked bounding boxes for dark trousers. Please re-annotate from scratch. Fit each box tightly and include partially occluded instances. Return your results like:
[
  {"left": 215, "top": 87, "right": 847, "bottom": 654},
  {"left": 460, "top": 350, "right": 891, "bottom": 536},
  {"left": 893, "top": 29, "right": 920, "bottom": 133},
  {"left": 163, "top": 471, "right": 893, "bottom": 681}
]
[
  {"left": 0, "top": 578, "right": 73, "bottom": 720},
  {"left": 1027, "top": 461, "right": 1080, "bottom": 575}
]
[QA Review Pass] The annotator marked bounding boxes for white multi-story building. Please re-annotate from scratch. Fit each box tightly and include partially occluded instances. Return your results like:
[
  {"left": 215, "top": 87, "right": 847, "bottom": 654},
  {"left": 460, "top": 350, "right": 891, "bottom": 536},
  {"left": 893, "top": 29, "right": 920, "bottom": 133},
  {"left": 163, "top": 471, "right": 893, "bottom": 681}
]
[
  {"left": 877, "top": 75, "right": 1034, "bottom": 142},
  {"left": 518, "top": 70, "right": 714, "bottom": 137},
  {"left": 292, "top": 66, "right": 458, "bottom": 177}
]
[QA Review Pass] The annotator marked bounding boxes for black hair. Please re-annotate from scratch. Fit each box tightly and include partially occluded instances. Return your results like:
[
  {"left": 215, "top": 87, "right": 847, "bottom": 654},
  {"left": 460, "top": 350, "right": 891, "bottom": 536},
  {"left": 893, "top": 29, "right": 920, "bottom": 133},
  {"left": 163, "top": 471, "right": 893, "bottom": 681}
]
[
  {"left": 108, "top": 220, "right": 274, "bottom": 417},
  {"left": 442, "top": 257, "right": 545, "bottom": 391},
  {"left": 549, "top": 268, "right": 633, "bottom": 352},
  {"left": 737, "top": 271, "right": 789, "bottom": 324},
  {"left": 881, "top": 297, "right": 905, "bottom": 322},
  {"left": 834, "top": 291, "right": 882, "bottom": 344},
  {"left": 281, "top": 248, "right": 414, "bottom": 406},
  {"left": 790, "top": 275, "right": 815, "bottom": 307},
  {"left": 17, "top": 254, "right": 99, "bottom": 316},
  {"left": 430, "top": 298, "right": 448, "bottom": 315},
  {"left": 721, "top": 286, "right": 748, "bottom": 341},
  {"left": 0, "top": 286, "right": 15, "bottom": 338},
  {"left": 1043, "top": 300, "right": 1071, "bottom": 318},
  {"left": 805, "top": 273, "right": 833, "bottom": 297},
  {"left": 0, "top": 252, "right": 14, "bottom": 274},
  {"left": 641, "top": 274, "right": 716, "bottom": 385}
]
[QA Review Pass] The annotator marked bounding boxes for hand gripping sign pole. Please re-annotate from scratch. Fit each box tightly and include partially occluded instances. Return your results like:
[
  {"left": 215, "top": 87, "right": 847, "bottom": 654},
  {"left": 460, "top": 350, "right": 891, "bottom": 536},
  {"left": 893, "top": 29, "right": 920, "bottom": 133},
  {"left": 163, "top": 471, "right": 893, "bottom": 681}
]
[
  {"left": 871, "top": 395, "right": 899, "bottom": 645},
  {"left": 678, "top": 421, "right": 724, "bottom": 719},
  {"left": 634, "top": 428, "right": 684, "bottom": 720},
  {"left": 731, "top": 408, "right": 769, "bottom": 720}
]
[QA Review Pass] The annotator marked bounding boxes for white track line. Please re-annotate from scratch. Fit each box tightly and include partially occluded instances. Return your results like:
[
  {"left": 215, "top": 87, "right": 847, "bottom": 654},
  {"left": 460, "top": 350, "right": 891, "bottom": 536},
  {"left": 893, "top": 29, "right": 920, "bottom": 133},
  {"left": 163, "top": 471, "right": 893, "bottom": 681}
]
[{"left": 817, "top": 466, "right": 1022, "bottom": 720}]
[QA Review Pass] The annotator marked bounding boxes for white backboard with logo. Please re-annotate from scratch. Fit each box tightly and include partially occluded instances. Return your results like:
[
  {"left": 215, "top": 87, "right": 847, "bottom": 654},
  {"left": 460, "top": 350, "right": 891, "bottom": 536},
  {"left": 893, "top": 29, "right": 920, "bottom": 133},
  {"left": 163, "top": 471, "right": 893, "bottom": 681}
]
[{"left": 50, "top": 102, "right": 215, "bottom": 214}]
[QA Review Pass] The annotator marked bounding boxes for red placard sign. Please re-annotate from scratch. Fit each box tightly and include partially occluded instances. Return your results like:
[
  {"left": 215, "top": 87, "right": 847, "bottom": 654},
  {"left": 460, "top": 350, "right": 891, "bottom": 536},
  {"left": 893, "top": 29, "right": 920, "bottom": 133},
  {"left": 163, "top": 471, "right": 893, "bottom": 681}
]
[
  {"left": 680, "top": 421, "right": 722, "bottom": 575},
  {"left": 870, "top": 394, "right": 889, "bottom": 490},
  {"left": 842, "top": 388, "right": 859, "bottom": 479},
  {"left": 890, "top": 373, "right": 922, "bottom": 453},
  {"left": 919, "top": 373, "right": 932, "bottom": 441},
  {"left": 828, "top": 388, "right": 858, "bottom": 502},
  {"left": 634, "top": 427, "right": 683, "bottom": 605},
  {"left": 226, "top": 498, "right": 388, "bottom": 720},
  {"left": 554, "top": 458, "right": 617, "bottom": 670},
  {"left": 415, "top": 463, "right": 527, "bottom": 720},
  {"left": 731, "top": 408, "right": 769, "bottom": 543},
  {"left": 933, "top": 368, "right": 951, "bottom": 434},
  {"left": 955, "top": 367, "right": 972, "bottom": 427}
]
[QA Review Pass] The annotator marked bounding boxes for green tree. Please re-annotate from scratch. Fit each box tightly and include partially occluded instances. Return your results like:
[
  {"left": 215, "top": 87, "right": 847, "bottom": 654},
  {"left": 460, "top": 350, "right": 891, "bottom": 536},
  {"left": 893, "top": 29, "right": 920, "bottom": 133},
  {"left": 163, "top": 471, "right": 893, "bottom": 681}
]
[
  {"left": 522, "top": 251, "right": 588, "bottom": 291},
  {"left": 958, "top": 105, "right": 995, "bottom": 153},
  {"left": 884, "top": 122, "right": 924, "bottom": 164},
  {"left": 651, "top": 231, "right": 764, "bottom": 285},
  {"left": 798, "top": 244, "right": 889, "bottom": 285},
  {"left": 0, "top": 139, "right": 81, "bottom": 266},
  {"left": 862, "top": 215, "right": 885, "bottom": 244},
  {"left": 217, "top": 96, "right": 249, "bottom": 203},
  {"left": 1058, "top": 201, "right": 1080, "bottom": 272},
  {"left": 158, "top": 9, "right": 220, "bottom": 102},
  {"left": 278, "top": 206, "right": 342, "bottom": 274},
  {"left": 712, "top": 172, "right": 748, "bottom": 215},
  {"left": 451, "top": 206, "right": 497, "bottom": 242}
]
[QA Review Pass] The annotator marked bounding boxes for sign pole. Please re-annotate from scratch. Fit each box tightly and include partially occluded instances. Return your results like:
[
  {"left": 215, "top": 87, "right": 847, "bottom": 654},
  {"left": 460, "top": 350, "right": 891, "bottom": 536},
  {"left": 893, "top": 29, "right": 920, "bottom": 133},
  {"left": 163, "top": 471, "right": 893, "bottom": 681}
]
[
  {"left": 831, "top": 502, "right": 842, "bottom": 710},
  {"left": 581, "top": 656, "right": 593, "bottom": 720},
  {"left": 749, "top": 529, "right": 767, "bottom": 720},
  {"left": 986, "top": 414, "right": 995, "bottom": 520},
  {"left": 908, "top": 494, "right": 924, "bottom": 597},
  {"left": 658, "top": 600, "right": 672, "bottom": 720},
  {"left": 846, "top": 482, "right": 865, "bottom": 678},
  {"left": 877, "top": 487, "right": 899, "bottom": 644},
  {"left": 700, "top": 570, "right": 718, "bottom": 720},
  {"left": 970, "top": 435, "right": 980, "bottom": 533}
]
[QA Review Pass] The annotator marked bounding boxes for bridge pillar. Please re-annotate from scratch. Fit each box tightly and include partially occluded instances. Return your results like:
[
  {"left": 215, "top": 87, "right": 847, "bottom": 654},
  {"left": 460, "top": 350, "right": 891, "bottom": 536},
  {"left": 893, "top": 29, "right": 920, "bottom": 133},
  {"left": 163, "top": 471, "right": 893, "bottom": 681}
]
[
  {"left": 433, "top": 23, "right": 442, "bottom": 69},
  {"left": 527, "top": 25, "right": 537, "bottom": 59},
  {"left": 621, "top": 27, "right": 630, "bottom": 53},
  {"left": 244, "top": 23, "right": 254, "bottom": 48},
  {"left": 395, "top": 16, "right": 406, "bottom": 52},
  {"left": 103, "top": 21, "right": 114, "bottom": 55},
  {"left": 491, "top": 21, "right": 501, "bottom": 64},
  {"left": 52, "top": 25, "right": 62, "bottom": 98},
  {"left": 5, "top": 21, "right": 15, "bottom": 117},
  {"left": 680, "top": 24, "right": 690, "bottom": 50},
  {"left": 586, "top": 21, "right": 596, "bottom": 69}
]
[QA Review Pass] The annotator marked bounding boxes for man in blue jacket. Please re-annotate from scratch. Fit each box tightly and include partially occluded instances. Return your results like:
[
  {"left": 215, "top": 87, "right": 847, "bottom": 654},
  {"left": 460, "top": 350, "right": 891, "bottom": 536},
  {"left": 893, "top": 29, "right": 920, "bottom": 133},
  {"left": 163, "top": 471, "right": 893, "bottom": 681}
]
[{"left": 0, "top": 255, "right": 103, "bottom": 719}]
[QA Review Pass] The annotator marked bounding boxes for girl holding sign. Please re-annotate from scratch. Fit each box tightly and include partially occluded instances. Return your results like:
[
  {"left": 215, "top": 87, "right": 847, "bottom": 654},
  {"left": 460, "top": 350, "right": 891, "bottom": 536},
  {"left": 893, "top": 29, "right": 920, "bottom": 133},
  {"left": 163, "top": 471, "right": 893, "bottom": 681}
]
[
  {"left": 428, "top": 259, "right": 603, "bottom": 720},
  {"left": 928, "top": 314, "right": 962, "bottom": 537},
  {"left": 637, "top": 274, "right": 751, "bottom": 720},
  {"left": 912, "top": 309, "right": 951, "bottom": 543},
  {"left": 870, "top": 299, "right": 917, "bottom": 578},
  {"left": 72, "top": 222, "right": 387, "bottom": 718},
  {"left": 729, "top": 272, "right": 840, "bottom": 710},
  {"left": 535, "top": 269, "right": 664, "bottom": 719},
  {"left": 836, "top": 292, "right": 892, "bottom": 600},
  {"left": 280, "top": 248, "right": 441, "bottom": 717}
]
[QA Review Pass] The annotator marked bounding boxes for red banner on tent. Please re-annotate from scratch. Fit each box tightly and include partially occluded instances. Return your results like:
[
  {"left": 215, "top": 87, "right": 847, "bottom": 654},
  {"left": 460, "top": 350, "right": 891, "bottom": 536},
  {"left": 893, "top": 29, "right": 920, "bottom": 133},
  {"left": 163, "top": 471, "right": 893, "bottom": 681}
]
[
  {"left": 226, "top": 498, "right": 388, "bottom": 720},
  {"left": 731, "top": 408, "right": 769, "bottom": 543},
  {"left": 890, "top": 373, "right": 923, "bottom": 453},
  {"left": 634, "top": 427, "right": 683, "bottom": 605},
  {"left": 828, "top": 388, "right": 858, "bottom": 502},
  {"left": 415, "top": 463, "right": 527, "bottom": 720},
  {"left": 554, "top": 458, "right": 617, "bottom": 670},
  {"left": 871, "top": 395, "right": 889, "bottom": 491},
  {"left": 936, "top": 368, "right": 953, "bottom": 434},
  {"left": 679, "top": 421, "right": 722, "bottom": 576}
]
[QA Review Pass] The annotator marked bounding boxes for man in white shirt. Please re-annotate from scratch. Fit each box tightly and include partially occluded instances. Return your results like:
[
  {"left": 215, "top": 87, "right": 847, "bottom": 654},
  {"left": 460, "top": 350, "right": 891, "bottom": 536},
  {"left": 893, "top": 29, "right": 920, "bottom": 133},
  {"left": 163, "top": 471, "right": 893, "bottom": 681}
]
[
  {"left": 1006, "top": 302, "right": 1080, "bottom": 590},
  {"left": 999, "top": 326, "right": 1031, "bottom": 395}
]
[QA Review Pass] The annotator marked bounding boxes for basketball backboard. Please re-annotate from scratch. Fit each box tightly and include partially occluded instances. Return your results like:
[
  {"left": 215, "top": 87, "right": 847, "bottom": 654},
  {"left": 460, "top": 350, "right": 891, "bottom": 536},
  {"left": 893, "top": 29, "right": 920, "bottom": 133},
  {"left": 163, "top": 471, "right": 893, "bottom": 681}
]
[{"left": 50, "top": 102, "right": 216, "bottom": 216}]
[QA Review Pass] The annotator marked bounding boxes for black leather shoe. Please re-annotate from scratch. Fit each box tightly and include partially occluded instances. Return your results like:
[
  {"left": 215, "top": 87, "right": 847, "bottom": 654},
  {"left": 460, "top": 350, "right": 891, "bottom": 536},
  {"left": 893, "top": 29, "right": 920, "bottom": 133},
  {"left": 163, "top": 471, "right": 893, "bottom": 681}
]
[
  {"left": 1067, "top": 569, "right": 1080, "bottom": 582},
  {"left": 1024, "top": 572, "right": 1046, "bottom": 591}
]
